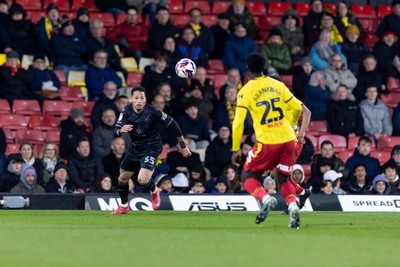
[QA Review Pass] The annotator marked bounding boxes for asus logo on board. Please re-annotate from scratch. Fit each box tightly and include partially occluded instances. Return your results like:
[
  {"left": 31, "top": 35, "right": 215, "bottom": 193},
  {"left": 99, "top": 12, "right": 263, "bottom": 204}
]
[{"left": 188, "top": 202, "right": 247, "bottom": 211}]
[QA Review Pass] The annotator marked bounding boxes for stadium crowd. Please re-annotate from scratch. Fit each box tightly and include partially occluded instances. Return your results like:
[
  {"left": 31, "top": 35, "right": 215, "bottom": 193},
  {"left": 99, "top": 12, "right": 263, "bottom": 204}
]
[{"left": 0, "top": 0, "right": 400, "bottom": 196}]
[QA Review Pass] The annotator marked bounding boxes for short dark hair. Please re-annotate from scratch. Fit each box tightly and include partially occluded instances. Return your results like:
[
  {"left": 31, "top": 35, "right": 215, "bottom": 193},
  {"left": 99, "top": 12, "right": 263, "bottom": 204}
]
[
  {"left": 131, "top": 86, "right": 146, "bottom": 96},
  {"left": 381, "top": 161, "right": 397, "bottom": 173},
  {"left": 246, "top": 53, "right": 265, "bottom": 74},
  {"left": 184, "top": 98, "right": 199, "bottom": 110},
  {"left": 358, "top": 136, "right": 372, "bottom": 146},
  {"left": 117, "top": 95, "right": 128, "bottom": 101},
  {"left": 126, "top": 5, "right": 138, "bottom": 14},
  {"left": 153, "top": 50, "right": 168, "bottom": 61},
  {"left": 77, "top": 137, "right": 90, "bottom": 147},
  {"left": 156, "top": 6, "right": 169, "bottom": 14},
  {"left": 190, "top": 7, "right": 202, "bottom": 15},
  {"left": 353, "top": 163, "right": 367, "bottom": 173},
  {"left": 320, "top": 140, "right": 333, "bottom": 149}
]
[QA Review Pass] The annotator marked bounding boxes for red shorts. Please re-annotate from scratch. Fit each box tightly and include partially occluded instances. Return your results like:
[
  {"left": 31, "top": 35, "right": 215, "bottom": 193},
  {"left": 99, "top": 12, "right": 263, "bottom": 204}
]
[{"left": 244, "top": 140, "right": 297, "bottom": 175}]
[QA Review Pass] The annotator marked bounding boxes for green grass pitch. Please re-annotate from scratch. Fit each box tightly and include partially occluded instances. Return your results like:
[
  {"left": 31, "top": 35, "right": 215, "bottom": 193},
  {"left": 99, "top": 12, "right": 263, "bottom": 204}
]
[{"left": 0, "top": 211, "right": 399, "bottom": 267}]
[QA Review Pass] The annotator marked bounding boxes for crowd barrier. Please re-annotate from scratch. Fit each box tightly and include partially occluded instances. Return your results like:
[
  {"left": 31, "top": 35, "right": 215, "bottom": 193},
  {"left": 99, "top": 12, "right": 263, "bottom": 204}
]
[{"left": 2, "top": 193, "right": 400, "bottom": 212}]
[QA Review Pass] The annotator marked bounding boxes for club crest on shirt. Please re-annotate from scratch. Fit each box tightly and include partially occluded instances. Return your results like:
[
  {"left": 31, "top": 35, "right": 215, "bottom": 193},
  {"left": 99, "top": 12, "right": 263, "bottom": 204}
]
[
  {"left": 118, "top": 112, "right": 123, "bottom": 122},
  {"left": 161, "top": 112, "right": 167, "bottom": 121}
]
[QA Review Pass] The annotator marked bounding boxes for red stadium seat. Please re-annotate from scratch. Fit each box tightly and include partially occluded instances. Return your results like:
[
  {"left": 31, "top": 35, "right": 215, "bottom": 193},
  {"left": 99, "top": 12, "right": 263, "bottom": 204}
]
[
  {"left": 318, "top": 134, "right": 347, "bottom": 152},
  {"left": 3, "top": 128, "right": 15, "bottom": 144},
  {"left": 387, "top": 77, "right": 400, "bottom": 92},
  {"left": 258, "top": 16, "right": 281, "bottom": 31},
  {"left": 43, "top": 0, "right": 70, "bottom": 11},
  {"left": 90, "top": 12, "right": 115, "bottom": 28},
  {"left": 377, "top": 5, "right": 392, "bottom": 20},
  {"left": 207, "top": 59, "right": 225, "bottom": 74},
  {"left": 15, "top": 129, "right": 46, "bottom": 145},
  {"left": 201, "top": 14, "right": 218, "bottom": 27},
  {"left": 46, "top": 130, "right": 61, "bottom": 145},
  {"left": 72, "top": 0, "right": 98, "bottom": 12},
  {"left": 127, "top": 72, "right": 143, "bottom": 87},
  {"left": 15, "top": 0, "right": 42, "bottom": 11},
  {"left": 213, "top": 74, "right": 227, "bottom": 91},
  {"left": 351, "top": 5, "right": 376, "bottom": 19},
  {"left": 380, "top": 93, "right": 400, "bottom": 108},
  {"left": 42, "top": 100, "right": 73, "bottom": 116},
  {"left": 362, "top": 33, "right": 379, "bottom": 49},
  {"left": 0, "top": 114, "right": 28, "bottom": 130},
  {"left": 28, "top": 11, "right": 46, "bottom": 23},
  {"left": 347, "top": 135, "right": 376, "bottom": 151},
  {"left": 54, "top": 70, "right": 67, "bottom": 86},
  {"left": 300, "top": 164, "right": 311, "bottom": 183},
  {"left": 72, "top": 101, "right": 95, "bottom": 117},
  {"left": 5, "top": 143, "right": 20, "bottom": 157},
  {"left": 306, "top": 120, "right": 328, "bottom": 136},
  {"left": 295, "top": 3, "right": 311, "bottom": 17},
  {"left": 306, "top": 135, "right": 318, "bottom": 149},
  {"left": 170, "top": 14, "right": 191, "bottom": 28},
  {"left": 59, "top": 86, "right": 85, "bottom": 101},
  {"left": 12, "top": 100, "right": 41, "bottom": 116},
  {"left": 323, "top": 4, "right": 337, "bottom": 15},
  {"left": 212, "top": 1, "right": 230, "bottom": 15},
  {"left": 28, "top": 115, "right": 59, "bottom": 131},
  {"left": 246, "top": 1, "right": 267, "bottom": 16},
  {"left": 358, "top": 18, "right": 375, "bottom": 33},
  {"left": 0, "top": 99, "right": 11, "bottom": 114},
  {"left": 338, "top": 150, "right": 353, "bottom": 163},
  {"left": 280, "top": 75, "right": 293, "bottom": 90},
  {"left": 370, "top": 151, "right": 391, "bottom": 164},
  {"left": 267, "top": 2, "right": 292, "bottom": 16},
  {"left": 167, "top": 0, "right": 184, "bottom": 14},
  {"left": 184, "top": 1, "right": 211, "bottom": 14},
  {"left": 378, "top": 136, "right": 400, "bottom": 151}
]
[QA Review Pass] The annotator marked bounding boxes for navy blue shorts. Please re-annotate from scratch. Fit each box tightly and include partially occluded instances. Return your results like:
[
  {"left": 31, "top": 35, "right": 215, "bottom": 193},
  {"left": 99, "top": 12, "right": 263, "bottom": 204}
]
[{"left": 120, "top": 150, "right": 159, "bottom": 172}]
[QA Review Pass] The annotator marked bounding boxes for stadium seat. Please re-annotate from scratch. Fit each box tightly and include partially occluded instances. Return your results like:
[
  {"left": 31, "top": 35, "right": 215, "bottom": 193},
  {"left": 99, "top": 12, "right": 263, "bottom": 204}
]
[
  {"left": 201, "top": 14, "right": 218, "bottom": 27},
  {"left": 42, "top": 100, "right": 73, "bottom": 116},
  {"left": 192, "top": 148, "right": 206, "bottom": 162},
  {"left": 16, "top": 129, "right": 46, "bottom": 145},
  {"left": 121, "top": 57, "right": 139, "bottom": 72},
  {"left": 246, "top": 1, "right": 267, "bottom": 16},
  {"left": 139, "top": 57, "right": 154, "bottom": 72},
  {"left": 347, "top": 135, "right": 376, "bottom": 151},
  {"left": 60, "top": 11, "right": 75, "bottom": 20},
  {"left": 59, "top": 86, "right": 85, "bottom": 101},
  {"left": 323, "top": 3, "right": 337, "bottom": 15},
  {"left": 280, "top": 75, "right": 293, "bottom": 90},
  {"left": 46, "top": 130, "right": 61, "bottom": 145},
  {"left": 387, "top": 77, "right": 400, "bottom": 92},
  {"left": 351, "top": 5, "right": 376, "bottom": 19},
  {"left": 127, "top": 72, "right": 143, "bottom": 87},
  {"left": 54, "top": 70, "right": 67, "bottom": 86},
  {"left": 72, "top": 0, "right": 98, "bottom": 12},
  {"left": 380, "top": 93, "right": 400, "bottom": 108},
  {"left": 267, "top": 2, "right": 292, "bottom": 16},
  {"left": 318, "top": 134, "right": 347, "bottom": 152},
  {"left": 358, "top": 18, "right": 375, "bottom": 33},
  {"left": 167, "top": 0, "right": 184, "bottom": 14},
  {"left": 0, "top": 114, "right": 28, "bottom": 130},
  {"left": 90, "top": 12, "right": 115, "bottom": 28},
  {"left": 306, "top": 120, "right": 328, "bottom": 136},
  {"left": 43, "top": 0, "right": 70, "bottom": 11},
  {"left": 338, "top": 150, "right": 353, "bottom": 163},
  {"left": 73, "top": 101, "right": 95, "bottom": 117},
  {"left": 3, "top": 128, "right": 15, "bottom": 144},
  {"left": 159, "top": 145, "right": 170, "bottom": 160},
  {"left": 67, "top": 71, "right": 86, "bottom": 87},
  {"left": 306, "top": 135, "right": 318, "bottom": 149},
  {"left": 295, "top": 2, "right": 311, "bottom": 17},
  {"left": 28, "top": 115, "right": 59, "bottom": 131},
  {"left": 377, "top": 5, "right": 393, "bottom": 20},
  {"left": 362, "top": 33, "right": 379, "bottom": 49},
  {"left": 207, "top": 59, "right": 225, "bottom": 74},
  {"left": 184, "top": 1, "right": 211, "bottom": 14},
  {"left": 370, "top": 151, "right": 391, "bottom": 164},
  {"left": 300, "top": 164, "right": 311, "bottom": 183},
  {"left": 170, "top": 14, "right": 191, "bottom": 28},
  {"left": 0, "top": 99, "right": 11, "bottom": 114},
  {"left": 5, "top": 143, "right": 20, "bottom": 157},
  {"left": 213, "top": 74, "right": 228, "bottom": 91},
  {"left": 212, "top": 1, "right": 230, "bottom": 15},
  {"left": 258, "top": 16, "right": 281, "bottom": 31},
  {"left": 378, "top": 136, "right": 400, "bottom": 151},
  {"left": 27, "top": 11, "right": 46, "bottom": 24},
  {"left": 12, "top": 100, "right": 41, "bottom": 116},
  {"left": 15, "top": 0, "right": 42, "bottom": 11}
]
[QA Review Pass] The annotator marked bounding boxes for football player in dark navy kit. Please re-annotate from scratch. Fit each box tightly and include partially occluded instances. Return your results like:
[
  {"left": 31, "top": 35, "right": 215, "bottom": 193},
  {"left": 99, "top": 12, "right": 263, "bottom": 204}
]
[{"left": 111, "top": 86, "right": 192, "bottom": 214}]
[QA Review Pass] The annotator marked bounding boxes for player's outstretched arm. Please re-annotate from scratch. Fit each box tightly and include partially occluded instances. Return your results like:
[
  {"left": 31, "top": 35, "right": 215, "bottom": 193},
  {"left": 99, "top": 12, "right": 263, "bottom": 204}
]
[
  {"left": 296, "top": 104, "right": 311, "bottom": 144},
  {"left": 177, "top": 136, "right": 192, "bottom": 158}
]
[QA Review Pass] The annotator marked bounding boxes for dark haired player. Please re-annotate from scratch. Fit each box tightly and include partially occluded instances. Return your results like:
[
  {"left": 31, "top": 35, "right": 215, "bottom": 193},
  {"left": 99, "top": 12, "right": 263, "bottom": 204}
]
[
  {"left": 111, "top": 86, "right": 191, "bottom": 214},
  {"left": 231, "top": 53, "right": 311, "bottom": 228}
]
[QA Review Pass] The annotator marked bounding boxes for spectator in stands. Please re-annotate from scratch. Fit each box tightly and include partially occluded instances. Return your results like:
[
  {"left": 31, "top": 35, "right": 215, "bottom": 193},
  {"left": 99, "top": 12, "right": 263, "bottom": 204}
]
[
  {"left": 28, "top": 52, "right": 61, "bottom": 101},
  {"left": 116, "top": 95, "right": 129, "bottom": 115},
  {"left": 190, "top": 179, "right": 206, "bottom": 194},
  {"left": 176, "top": 100, "right": 210, "bottom": 149},
  {"left": 152, "top": 93, "right": 176, "bottom": 146},
  {"left": 393, "top": 105, "right": 400, "bottom": 136},
  {"left": 163, "top": 37, "right": 180, "bottom": 71},
  {"left": 91, "top": 81, "right": 119, "bottom": 129},
  {"left": 102, "top": 137, "right": 126, "bottom": 187},
  {"left": 45, "top": 162, "right": 74, "bottom": 193},
  {"left": 292, "top": 56, "right": 313, "bottom": 101},
  {"left": 260, "top": 28, "right": 292, "bottom": 75},
  {"left": 311, "top": 140, "right": 349, "bottom": 183},
  {"left": 85, "top": 20, "right": 124, "bottom": 74},
  {"left": 211, "top": 176, "right": 228, "bottom": 194},
  {"left": 304, "top": 71, "right": 332, "bottom": 120},
  {"left": 176, "top": 26, "right": 207, "bottom": 68},
  {"left": 0, "top": 50, "right": 33, "bottom": 103},
  {"left": 324, "top": 53, "right": 357, "bottom": 100},
  {"left": 323, "top": 170, "right": 347, "bottom": 195},
  {"left": 0, "top": 154, "right": 23, "bottom": 192},
  {"left": 296, "top": 136, "right": 315, "bottom": 165},
  {"left": 39, "top": 142, "right": 64, "bottom": 185},
  {"left": 346, "top": 136, "right": 381, "bottom": 180},
  {"left": 326, "top": 85, "right": 364, "bottom": 138},
  {"left": 210, "top": 13, "right": 230, "bottom": 59},
  {"left": 147, "top": 7, "right": 179, "bottom": 56},
  {"left": 369, "top": 174, "right": 390, "bottom": 195},
  {"left": 60, "top": 108, "right": 89, "bottom": 160},
  {"left": 221, "top": 164, "right": 242, "bottom": 193},
  {"left": 2, "top": 4, "right": 38, "bottom": 57},
  {"left": 341, "top": 25, "right": 370, "bottom": 75},
  {"left": 141, "top": 51, "right": 186, "bottom": 101},
  {"left": 346, "top": 164, "right": 371, "bottom": 194},
  {"left": 155, "top": 174, "right": 172, "bottom": 194},
  {"left": 334, "top": 1, "right": 363, "bottom": 34},
  {"left": 0, "top": 0, "right": 9, "bottom": 25},
  {"left": 94, "top": 173, "right": 116, "bottom": 193},
  {"left": 226, "top": 0, "right": 257, "bottom": 40},
  {"left": 10, "top": 164, "right": 45, "bottom": 193},
  {"left": 85, "top": 49, "right": 122, "bottom": 101},
  {"left": 359, "top": 85, "right": 393, "bottom": 140},
  {"left": 218, "top": 68, "right": 242, "bottom": 103},
  {"left": 381, "top": 161, "right": 400, "bottom": 194},
  {"left": 107, "top": 6, "right": 148, "bottom": 64},
  {"left": 68, "top": 137, "right": 104, "bottom": 192},
  {"left": 319, "top": 180, "right": 334, "bottom": 195},
  {"left": 92, "top": 108, "right": 117, "bottom": 158},
  {"left": 166, "top": 137, "right": 203, "bottom": 182},
  {"left": 308, "top": 157, "right": 334, "bottom": 194},
  {"left": 274, "top": 9, "right": 305, "bottom": 62},
  {"left": 214, "top": 85, "right": 237, "bottom": 131},
  {"left": 223, "top": 23, "right": 256, "bottom": 78},
  {"left": 291, "top": 164, "right": 307, "bottom": 189},
  {"left": 384, "top": 145, "right": 400, "bottom": 175},
  {"left": 183, "top": 81, "right": 214, "bottom": 122},
  {"left": 50, "top": 18, "right": 87, "bottom": 76},
  {"left": 72, "top": 8, "right": 90, "bottom": 40},
  {"left": 303, "top": 0, "right": 323, "bottom": 48},
  {"left": 204, "top": 124, "right": 232, "bottom": 178},
  {"left": 376, "top": 0, "right": 400, "bottom": 38},
  {"left": 142, "top": 0, "right": 166, "bottom": 23},
  {"left": 0, "top": 128, "right": 5, "bottom": 174},
  {"left": 154, "top": 82, "right": 181, "bottom": 117},
  {"left": 354, "top": 55, "right": 384, "bottom": 103},
  {"left": 309, "top": 30, "right": 347, "bottom": 71},
  {"left": 37, "top": 3, "right": 61, "bottom": 57},
  {"left": 373, "top": 31, "right": 400, "bottom": 84},
  {"left": 188, "top": 66, "right": 217, "bottom": 105},
  {"left": 19, "top": 141, "right": 44, "bottom": 187},
  {"left": 187, "top": 8, "right": 215, "bottom": 58}
]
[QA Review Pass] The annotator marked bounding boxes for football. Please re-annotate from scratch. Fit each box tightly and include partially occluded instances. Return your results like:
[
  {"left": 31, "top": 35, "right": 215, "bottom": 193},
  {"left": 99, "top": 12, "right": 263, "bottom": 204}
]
[{"left": 175, "top": 58, "right": 197, "bottom": 78}]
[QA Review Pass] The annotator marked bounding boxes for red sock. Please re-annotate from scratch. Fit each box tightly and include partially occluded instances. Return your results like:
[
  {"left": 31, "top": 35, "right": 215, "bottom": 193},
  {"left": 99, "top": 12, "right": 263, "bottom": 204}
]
[
  {"left": 280, "top": 181, "right": 297, "bottom": 206},
  {"left": 244, "top": 178, "right": 268, "bottom": 202},
  {"left": 290, "top": 178, "right": 304, "bottom": 195}
]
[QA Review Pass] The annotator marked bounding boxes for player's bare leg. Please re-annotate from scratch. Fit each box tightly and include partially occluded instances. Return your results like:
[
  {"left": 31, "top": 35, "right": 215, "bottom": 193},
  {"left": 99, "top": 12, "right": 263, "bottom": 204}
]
[
  {"left": 137, "top": 168, "right": 160, "bottom": 210},
  {"left": 111, "top": 170, "right": 134, "bottom": 214}
]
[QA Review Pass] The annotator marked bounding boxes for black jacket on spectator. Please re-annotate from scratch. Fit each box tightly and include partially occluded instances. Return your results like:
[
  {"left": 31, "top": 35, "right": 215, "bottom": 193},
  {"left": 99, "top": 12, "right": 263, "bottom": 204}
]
[
  {"left": 72, "top": 19, "right": 90, "bottom": 40},
  {"left": 50, "top": 32, "right": 87, "bottom": 67},
  {"left": 2, "top": 17, "right": 38, "bottom": 55},
  {"left": 210, "top": 23, "right": 230, "bottom": 59},
  {"left": 94, "top": 0, "right": 128, "bottom": 12},
  {"left": 85, "top": 35, "right": 121, "bottom": 70},
  {"left": 341, "top": 39, "right": 370, "bottom": 75},
  {"left": 376, "top": 13, "right": 400, "bottom": 38},
  {"left": 296, "top": 136, "right": 314, "bottom": 164},
  {"left": 292, "top": 65, "right": 312, "bottom": 102},
  {"left": 102, "top": 152, "right": 125, "bottom": 187},
  {"left": 204, "top": 137, "right": 232, "bottom": 178},
  {"left": 373, "top": 40, "right": 399, "bottom": 83},
  {"left": 393, "top": 103, "right": 400, "bottom": 136},
  {"left": 0, "top": 65, "right": 33, "bottom": 101},
  {"left": 68, "top": 152, "right": 104, "bottom": 191},
  {"left": 59, "top": 117, "right": 89, "bottom": 160},
  {"left": 91, "top": 93, "right": 119, "bottom": 129},
  {"left": 187, "top": 22, "right": 215, "bottom": 56},
  {"left": 302, "top": 10, "right": 322, "bottom": 48},
  {"left": 354, "top": 65, "right": 383, "bottom": 103},
  {"left": 166, "top": 151, "right": 203, "bottom": 178},
  {"left": 147, "top": 21, "right": 180, "bottom": 54},
  {"left": 45, "top": 177, "right": 74, "bottom": 193},
  {"left": 326, "top": 99, "right": 364, "bottom": 137}
]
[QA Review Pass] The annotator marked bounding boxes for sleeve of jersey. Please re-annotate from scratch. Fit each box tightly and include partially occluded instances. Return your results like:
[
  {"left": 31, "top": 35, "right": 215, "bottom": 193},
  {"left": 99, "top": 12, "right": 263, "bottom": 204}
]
[
  {"left": 158, "top": 110, "right": 183, "bottom": 137},
  {"left": 284, "top": 88, "right": 303, "bottom": 127},
  {"left": 114, "top": 109, "right": 126, "bottom": 137},
  {"left": 232, "top": 106, "right": 247, "bottom": 151}
]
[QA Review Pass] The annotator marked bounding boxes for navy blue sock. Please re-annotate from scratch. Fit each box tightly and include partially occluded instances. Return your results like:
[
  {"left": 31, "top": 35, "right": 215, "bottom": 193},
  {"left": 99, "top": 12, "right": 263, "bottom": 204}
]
[
  {"left": 144, "top": 179, "right": 156, "bottom": 193},
  {"left": 118, "top": 182, "right": 129, "bottom": 205}
]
